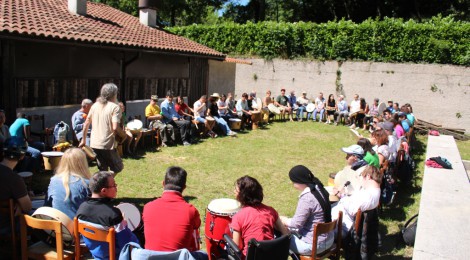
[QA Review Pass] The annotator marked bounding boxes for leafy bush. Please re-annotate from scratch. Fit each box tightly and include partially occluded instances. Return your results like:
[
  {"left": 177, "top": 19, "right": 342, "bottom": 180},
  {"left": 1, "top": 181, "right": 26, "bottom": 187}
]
[{"left": 168, "top": 16, "right": 470, "bottom": 66}]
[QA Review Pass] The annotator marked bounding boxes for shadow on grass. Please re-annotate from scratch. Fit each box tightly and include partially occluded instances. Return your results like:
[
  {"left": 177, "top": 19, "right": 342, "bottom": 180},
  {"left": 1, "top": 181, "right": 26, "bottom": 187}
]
[
  {"left": 377, "top": 136, "right": 426, "bottom": 258},
  {"left": 116, "top": 195, "right": 198, "bottom": 212}
]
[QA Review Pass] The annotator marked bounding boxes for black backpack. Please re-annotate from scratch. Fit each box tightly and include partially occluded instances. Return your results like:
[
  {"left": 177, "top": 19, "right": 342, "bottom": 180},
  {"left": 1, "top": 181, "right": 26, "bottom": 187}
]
[{"left": 401, "top": 214, "right": 418, "bottom": 246}]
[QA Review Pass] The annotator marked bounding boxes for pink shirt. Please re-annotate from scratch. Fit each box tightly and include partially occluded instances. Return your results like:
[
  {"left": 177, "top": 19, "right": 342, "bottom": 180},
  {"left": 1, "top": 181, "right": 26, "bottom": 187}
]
[
  {"left": 230, "top": 203, "right": 279, "bottom": 257},
  {"left": 395, "top": 124, "right": 405, "bottom": 138}
]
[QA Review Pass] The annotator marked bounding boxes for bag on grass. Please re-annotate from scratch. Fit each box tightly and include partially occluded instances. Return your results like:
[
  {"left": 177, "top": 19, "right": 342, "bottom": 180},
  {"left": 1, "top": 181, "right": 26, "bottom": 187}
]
[{"left": 401, "top": 214, "right": 418, "bottom": 246}]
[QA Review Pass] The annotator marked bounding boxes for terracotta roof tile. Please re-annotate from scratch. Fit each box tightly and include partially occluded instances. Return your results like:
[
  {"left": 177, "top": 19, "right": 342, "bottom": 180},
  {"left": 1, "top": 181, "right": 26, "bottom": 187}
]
[
  {"left": 224, "top": 57, "right": 253, "bottom": 65},
  {"left": 0, "top": 0, "right": 225, "bottom": 58}
]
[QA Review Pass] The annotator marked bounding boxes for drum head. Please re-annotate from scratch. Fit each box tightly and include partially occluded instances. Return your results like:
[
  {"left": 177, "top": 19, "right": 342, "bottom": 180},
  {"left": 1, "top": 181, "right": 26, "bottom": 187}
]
[
  {"left": 207, "top": 198, "right": 241, "bottom": 215},
  {"left": 206, "top": 116, "right": 215, "bottom": 121},
  {"left": 229, "top": 118, "right": 241, "bottom": 122},
  {"left": 268, "top": 104, "right": 281, "bottom": 115},
  {"left": 127, "top": 119, "right": 143, "bottom": 131},
  {"left": 32, "top": 207, "right": 74, "bottom": 242},
  {"left": 116, "top": 203, "right": 141, "bottom": 231},
  {"left": 41, "top": 151, "right": 64, "bottom": 157},
  {"left": 378, "top": 102, "right": 386, "bottom": 115},
  {"left": 306, "top": 103, "right": 315, "bottom": 113}
]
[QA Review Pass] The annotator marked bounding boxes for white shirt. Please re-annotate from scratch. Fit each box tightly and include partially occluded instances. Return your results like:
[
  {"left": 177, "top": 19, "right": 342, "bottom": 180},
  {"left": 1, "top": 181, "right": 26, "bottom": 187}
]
[
  {"left": 350, "top": 99, "right": 361, "bottom": 114},
  {"left": 217, "top": 99, "right": 227, "bottom": 115},
  {"left": 331, "top": 187, "right": 381, "bottom": 231},
  {"left": 193, "top": 100, "right": 206, "bottom": 118}
]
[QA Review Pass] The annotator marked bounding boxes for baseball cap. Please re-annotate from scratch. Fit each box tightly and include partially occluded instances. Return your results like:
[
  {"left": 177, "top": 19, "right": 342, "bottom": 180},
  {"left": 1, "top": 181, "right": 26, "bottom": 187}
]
[
  {"left": 3, "top": 137, "right": 27, "bottom": 160},
  {"left": 378, "top": 121, "right": 394, "bottom": 132},
  {"left": 151, "top": 95, "right": 158, "bottom": 100},
  {"left": 341, "top": 144, "right": 364, "bottom": 156}
]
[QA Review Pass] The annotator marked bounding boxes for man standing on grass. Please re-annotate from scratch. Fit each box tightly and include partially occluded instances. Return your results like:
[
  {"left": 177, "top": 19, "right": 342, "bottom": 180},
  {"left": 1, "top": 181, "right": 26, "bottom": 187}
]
[
  {"left": 143, "top": 166, "right": 208, "bottom": 260},
  {"left": 79, "top": 83, "right": 124, "bottom": 174}
]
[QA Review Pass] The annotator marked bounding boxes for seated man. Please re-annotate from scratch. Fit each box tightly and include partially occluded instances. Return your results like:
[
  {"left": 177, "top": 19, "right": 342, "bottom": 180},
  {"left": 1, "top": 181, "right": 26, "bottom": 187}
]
[
  {"left": 334, "top": 95, "right": 349, "bottom": 125},
  {"left": 143, "top": 166, "right": 207, "bottom": 260},
  {"left": 161, "top": 91, "right": 193, "bottom": 146},
  {"left": 236, "top": 93, "right": 252, "bottom": 130},
  {"left": 72, "top": 99, "right": 93, "bottom": 146},
  {"left": 333, "top": 145, "right": 367, "bottom": 198},
  {"left": 9, "top": 113, "right": 43, "bottom": 174},
  {"left": 296, "top": 92, "right": 309, "bottom": 121},
  {"left": 194, "top": 95, "right": 216, "bottom": 137},
  {"left": 207, "top": 94, "right": 236, "bottom": 136},
  {"left": 0, "top": 138, "right": 32, "bottom": 217},
  {"left": 274, "top": 88, "right": 293, "bottom": 121},
  {"left": 76, "top": 171, "right": 139, "bottom": 259},
  {"left": 310, "top": 92, "right": 325, "bottom": 122},
  {"left": 348, "top": 94, "right": 361, "bottom": 127},
  {"left": 118, "top": 102, "right": 142, "bottom": 154},
  {"left": 146, "top": 95, "right": 173, "bottom": 147},
  {"left": 331, "top": 165, "right": 381, "bottom": 237}
]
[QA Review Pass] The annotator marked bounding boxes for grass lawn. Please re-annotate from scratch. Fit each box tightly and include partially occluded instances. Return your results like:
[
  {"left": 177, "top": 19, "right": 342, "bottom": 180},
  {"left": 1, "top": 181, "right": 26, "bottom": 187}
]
[
  {"left": 457, "top": 140, "right": 470, "bottom": 161},
  {"left": 33, "top": 121, "right": 430, "bottom": 259}
]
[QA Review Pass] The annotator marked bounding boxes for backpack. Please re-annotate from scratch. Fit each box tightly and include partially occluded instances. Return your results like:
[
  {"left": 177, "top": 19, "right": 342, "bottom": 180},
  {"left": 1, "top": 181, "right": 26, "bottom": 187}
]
[
  {"left": 395, "top": 150, "right": 415, "bottom": 183},
  {"left": 401, "top": 214, "right": 418, "bottom": 246}
]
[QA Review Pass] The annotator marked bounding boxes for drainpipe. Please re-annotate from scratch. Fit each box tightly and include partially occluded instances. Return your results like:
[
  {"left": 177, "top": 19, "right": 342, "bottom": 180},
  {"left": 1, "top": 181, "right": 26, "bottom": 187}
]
[{"left": 119, "top": 52, "right": 140, "bottom": 106}]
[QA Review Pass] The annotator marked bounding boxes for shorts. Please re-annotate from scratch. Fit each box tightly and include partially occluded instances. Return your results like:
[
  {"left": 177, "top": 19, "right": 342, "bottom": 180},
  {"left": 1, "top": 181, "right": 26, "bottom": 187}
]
[{"left": 93, "top": 148, "right": 123, "bottom": 174}]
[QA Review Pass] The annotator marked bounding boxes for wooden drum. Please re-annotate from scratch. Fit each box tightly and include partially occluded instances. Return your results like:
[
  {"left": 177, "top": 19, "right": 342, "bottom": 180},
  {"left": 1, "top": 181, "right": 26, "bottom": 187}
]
[
  {"left": 251, "top": 111, "right": 262, "bottom": 129},
  {"left": 41, "top": 151, "right": 64, "bottom": 171}
]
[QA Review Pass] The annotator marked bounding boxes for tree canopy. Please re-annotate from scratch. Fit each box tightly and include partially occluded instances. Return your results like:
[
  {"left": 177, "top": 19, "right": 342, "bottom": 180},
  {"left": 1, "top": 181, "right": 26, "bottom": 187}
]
[{"left": 91, "top": 0, "right": 468, "bottom": 27}]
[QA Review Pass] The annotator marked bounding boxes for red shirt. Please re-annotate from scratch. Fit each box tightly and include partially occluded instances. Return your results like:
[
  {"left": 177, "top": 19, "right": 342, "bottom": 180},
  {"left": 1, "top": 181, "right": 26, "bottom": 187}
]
[
  {"left": 175, "top": 103, "right": 189, "bottom": 116},
  {"left": 143, "top": 191, "right": 201, "bottom": 252},
  {"left": 230, "top": 203, "right": 279, "bottom": 257}
]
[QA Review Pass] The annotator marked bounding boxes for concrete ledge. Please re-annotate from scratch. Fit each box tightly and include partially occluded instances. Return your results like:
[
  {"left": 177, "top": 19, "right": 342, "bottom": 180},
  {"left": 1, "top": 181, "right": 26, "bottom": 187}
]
[{"left": 413, "top": 135, "right": 470, "bottom": 259}]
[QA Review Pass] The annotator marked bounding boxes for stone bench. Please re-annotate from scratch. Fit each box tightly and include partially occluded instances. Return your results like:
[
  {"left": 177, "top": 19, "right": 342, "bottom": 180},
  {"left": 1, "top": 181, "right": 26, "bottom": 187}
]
[{"left": 413, "top": 135, "right": 470, "bottom": 259}]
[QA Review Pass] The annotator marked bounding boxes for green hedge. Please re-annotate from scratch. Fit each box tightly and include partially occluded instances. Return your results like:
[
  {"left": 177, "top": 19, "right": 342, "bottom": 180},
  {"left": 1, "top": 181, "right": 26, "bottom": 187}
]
[{"left": 168, "top": 16, "right": 470, "bottom": 66}]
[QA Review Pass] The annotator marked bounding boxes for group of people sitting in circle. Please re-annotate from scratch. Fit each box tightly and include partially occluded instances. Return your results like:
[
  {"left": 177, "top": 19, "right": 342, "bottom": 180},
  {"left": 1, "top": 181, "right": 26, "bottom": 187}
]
[
  {"left": 1, "top": 81, "right": 416, "bottom": 259},
  {"left": 0, "top": 135, "right": 385, "bottom": 260}
]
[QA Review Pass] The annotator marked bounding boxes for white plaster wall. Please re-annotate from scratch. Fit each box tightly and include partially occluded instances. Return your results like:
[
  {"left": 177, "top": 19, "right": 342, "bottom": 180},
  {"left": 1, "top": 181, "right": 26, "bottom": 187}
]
[
  {"left": 208, "top": 60, "right": 236, "bottom": 96},
  {"left": 234, "top": 59, "right": 470, "bottom": 132}
]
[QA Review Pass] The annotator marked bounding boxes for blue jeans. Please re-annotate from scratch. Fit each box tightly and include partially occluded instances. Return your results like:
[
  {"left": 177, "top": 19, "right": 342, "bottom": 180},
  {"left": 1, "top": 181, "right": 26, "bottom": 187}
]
[
  {"left": 312, "top": 108, "right": 325, "bottom": 121},
  {"left": 214, "top": 116, "right": 231, "bottom": 135},
  {"left": 195, "top": 117, "right": 206, "bottom": 124},
  {"left": 190, "top": 250, "right": 209, "bottom": 260},
  {"left": 290, "top": 235, "right": 334, "bottom": 255},
  {"left": 296, "top": 106, "right": 306, "bottom": 120}
]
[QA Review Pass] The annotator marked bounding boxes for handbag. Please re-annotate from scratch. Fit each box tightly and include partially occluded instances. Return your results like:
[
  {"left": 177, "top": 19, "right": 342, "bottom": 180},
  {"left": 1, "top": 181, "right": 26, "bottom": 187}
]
[{"left": 401, "top": 214, "right": 418, "bottom": 246}]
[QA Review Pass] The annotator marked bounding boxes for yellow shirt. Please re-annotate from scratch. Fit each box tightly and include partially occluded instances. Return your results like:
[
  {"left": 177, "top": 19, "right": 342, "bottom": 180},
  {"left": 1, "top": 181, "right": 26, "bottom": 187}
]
[{"left": 145, "top": 104, "right": 161, "bottom": 117}]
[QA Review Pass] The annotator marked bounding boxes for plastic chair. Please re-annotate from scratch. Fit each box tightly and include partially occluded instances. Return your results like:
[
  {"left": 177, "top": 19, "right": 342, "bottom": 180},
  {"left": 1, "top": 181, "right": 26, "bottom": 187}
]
[
  {"left": 223, "top": 234, "right": 291, "bottom": 260},
  {"left": 299, "top": 211, "right": 343, "bottom": 260},
  {"left": 20, "top": 214, "right": 74, "bottom": 260},
  {"left": 0, "top": 199, "right": 18, "bottom": 260},
  {"left": 73, "top": 217, "right": 115, "bottom": 260}
]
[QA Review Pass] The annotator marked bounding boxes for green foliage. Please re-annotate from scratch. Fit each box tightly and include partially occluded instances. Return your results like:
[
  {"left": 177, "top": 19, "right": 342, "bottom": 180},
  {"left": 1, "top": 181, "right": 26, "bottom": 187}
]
[{"left": 169, "top": 16, "right": 470, "bottom": 65}]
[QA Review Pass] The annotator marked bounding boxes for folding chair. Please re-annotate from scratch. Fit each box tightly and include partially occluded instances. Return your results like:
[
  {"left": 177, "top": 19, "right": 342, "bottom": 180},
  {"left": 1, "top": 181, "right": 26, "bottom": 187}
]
[
  {"left": 223, "top": 234, "right": 291, "bottom": 260},
  {"left": 299, "top": 211, "right": 343, "bottom": 260},
  {"left": 74, "top": 217, "right": 116, "bottom": 260},
  {"left": 20, "top": 214, "right": 74, "bottom": 260}
]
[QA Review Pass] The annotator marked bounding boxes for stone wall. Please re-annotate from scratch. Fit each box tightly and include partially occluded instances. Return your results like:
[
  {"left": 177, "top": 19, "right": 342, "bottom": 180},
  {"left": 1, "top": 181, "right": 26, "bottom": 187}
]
[{"left": 233, "top": 59, "right": 470, "bottom": 132}]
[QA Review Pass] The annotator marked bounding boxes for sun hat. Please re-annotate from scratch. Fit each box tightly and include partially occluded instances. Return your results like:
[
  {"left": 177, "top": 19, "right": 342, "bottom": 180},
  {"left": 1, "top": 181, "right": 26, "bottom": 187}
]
[
  {"left": 211, "top": 93, "right": 221, "bottom": 99},
  {"left": 151, "top": 95, "right": 158, "bottom": 100},
  {"left": 341, "top": 144, "right": 364, "bottom": 156}
]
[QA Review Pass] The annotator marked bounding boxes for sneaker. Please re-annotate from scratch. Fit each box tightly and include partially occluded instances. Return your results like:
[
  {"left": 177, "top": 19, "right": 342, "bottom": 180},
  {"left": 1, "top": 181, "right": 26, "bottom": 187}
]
[
  {"left": 161, "top": 142, "right": 168, "bottom": 147},
  {"left": 227, "top": 131, "right": 237, "bottom": 136},
  {"left": 183, "top": 141, "right": 191, "bottom": 146},
  {"left": 334, "top": 122, "right": 338, "bottom": 126}
]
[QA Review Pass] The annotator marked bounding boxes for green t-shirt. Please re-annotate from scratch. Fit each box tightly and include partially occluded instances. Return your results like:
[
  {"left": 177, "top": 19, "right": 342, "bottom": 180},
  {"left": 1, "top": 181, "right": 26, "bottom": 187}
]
[
  {"left": 276, "top": 95, "right": 288, "bottom": 106},
  {"left": 364, "top": 152, "right": 380, "bottom": 168}
]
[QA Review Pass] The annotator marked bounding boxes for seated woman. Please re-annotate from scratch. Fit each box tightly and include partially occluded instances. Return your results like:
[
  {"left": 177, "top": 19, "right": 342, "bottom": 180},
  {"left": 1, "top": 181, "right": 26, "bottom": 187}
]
[
  {"left": 331, "top": 165, "right": 381, "bottom": 237},
  {"left": 231, "top": 175, "right": 289, "bottom": 259},
  {"left": 280, "top": 165, "right": 334, "bottom": 256},
  {"left": 207, "top": 94, "right": 237, "bottom": 136},
  {"left": 46, "top": 148, "right": 91, "bottom": 219},
  {"left": 357, "top": 138, "right": 379, "bottom": 169},
  {"left": 370, "top": 129, "right": 390, "bottom": 168}
]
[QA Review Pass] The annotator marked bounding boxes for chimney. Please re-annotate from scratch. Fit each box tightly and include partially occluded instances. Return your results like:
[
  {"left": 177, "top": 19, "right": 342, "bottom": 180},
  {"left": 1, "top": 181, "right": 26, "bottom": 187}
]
[
  {"left": 139, "top": 0, "right": 159, "bottom": 27},
  {"left": 68, "top": 0, "right": 87, "bottom": 16}
]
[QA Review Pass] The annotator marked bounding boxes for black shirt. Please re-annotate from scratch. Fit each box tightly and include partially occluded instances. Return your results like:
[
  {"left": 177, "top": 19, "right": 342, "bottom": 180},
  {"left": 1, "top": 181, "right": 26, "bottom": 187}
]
[{"left": 76, "top": 197, "right": 122, "bottom": 226}]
